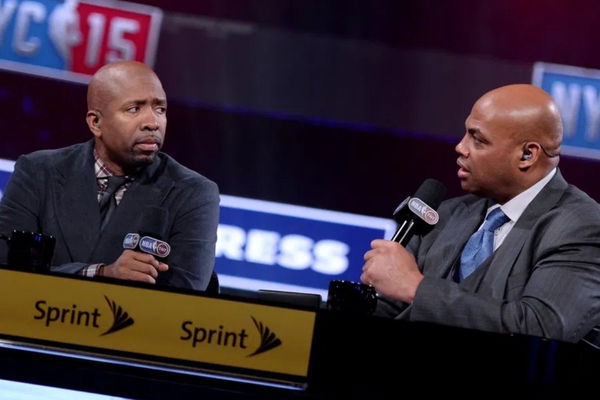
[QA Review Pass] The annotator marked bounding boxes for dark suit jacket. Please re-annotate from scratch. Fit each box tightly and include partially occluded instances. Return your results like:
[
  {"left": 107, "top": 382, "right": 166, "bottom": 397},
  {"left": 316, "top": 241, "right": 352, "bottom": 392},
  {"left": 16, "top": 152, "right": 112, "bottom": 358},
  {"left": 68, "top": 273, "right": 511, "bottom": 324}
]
[
  {"left": 378, "top": 170, "right": 600, "bottom": 343},
  {"left": 0, "top": 140, "right": 220, "bottom": 291}
]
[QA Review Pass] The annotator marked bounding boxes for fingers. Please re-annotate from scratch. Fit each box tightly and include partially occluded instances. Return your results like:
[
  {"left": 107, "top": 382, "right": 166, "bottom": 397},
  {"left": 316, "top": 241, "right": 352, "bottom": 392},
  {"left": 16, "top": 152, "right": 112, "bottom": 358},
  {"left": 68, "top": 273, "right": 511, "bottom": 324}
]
[
  {"left": 126, "top": 270, "right": 157, "bottom": 284},
  {"left": 104, "top": 250, "right": 169, "bottom": 283},
  {"left": 129, "top": 250, "right": 159, "bottom": 267},
  {"left": 128, "top": 251, "right": 169, "bottom": 271},
  {"left": 129, "top": 258, "right": 160, "bottom": 279},
  {"left": 359, "top": 272, "right": 370, "bottom": 285},
  {"left": 364, "top": 239, "right": 399, "bottom": 261},
  {"left": 370, "top": 239, "right": 389, "bottom": 247},
  {"left": 156, "top": 262, "right": 169, "bottom": 272}
]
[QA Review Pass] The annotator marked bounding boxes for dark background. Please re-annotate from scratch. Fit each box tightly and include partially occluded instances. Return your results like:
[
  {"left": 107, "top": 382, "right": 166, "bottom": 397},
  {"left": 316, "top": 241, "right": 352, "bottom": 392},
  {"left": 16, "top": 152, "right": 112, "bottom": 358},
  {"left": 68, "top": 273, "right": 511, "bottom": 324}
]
[{"left": 2, "top": 0, "right": 600, "bottom": 218}]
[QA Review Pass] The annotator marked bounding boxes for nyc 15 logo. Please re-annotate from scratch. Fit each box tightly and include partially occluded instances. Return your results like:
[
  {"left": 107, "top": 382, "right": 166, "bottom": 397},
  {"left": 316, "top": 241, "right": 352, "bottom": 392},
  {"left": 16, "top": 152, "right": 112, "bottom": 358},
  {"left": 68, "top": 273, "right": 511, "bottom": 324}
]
[{"left": 0, "top": 0, "right": 162, "bottom": 82}]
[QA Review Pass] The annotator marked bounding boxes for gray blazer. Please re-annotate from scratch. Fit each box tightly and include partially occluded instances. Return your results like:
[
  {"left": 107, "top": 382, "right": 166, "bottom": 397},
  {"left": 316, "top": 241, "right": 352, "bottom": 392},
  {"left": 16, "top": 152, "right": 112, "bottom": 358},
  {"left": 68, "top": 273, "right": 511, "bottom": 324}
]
[
  {"left": 378, "top": 171, "right": 600, "bottom": 343},
  {"left": 0, "top": 140, "right": 220, "bottom": 291}
]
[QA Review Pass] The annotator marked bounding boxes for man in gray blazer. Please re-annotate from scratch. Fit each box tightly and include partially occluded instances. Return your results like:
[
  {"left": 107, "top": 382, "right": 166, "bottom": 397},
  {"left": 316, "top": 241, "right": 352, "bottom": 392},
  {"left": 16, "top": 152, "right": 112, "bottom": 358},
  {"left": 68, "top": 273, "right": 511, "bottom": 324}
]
[
  {"left": 361, "top": 84, "right": 600, "bottom": 344},
  {"left": 0, "top": 61, "right": 219, "bottom": 292}
]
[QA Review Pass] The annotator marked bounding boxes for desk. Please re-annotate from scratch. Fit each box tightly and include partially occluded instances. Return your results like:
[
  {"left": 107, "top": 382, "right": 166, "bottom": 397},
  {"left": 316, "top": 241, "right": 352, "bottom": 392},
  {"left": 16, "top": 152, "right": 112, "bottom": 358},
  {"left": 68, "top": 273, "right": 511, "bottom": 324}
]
[{"left": 0, "top": 270, "right": 597, "bottom": 399}]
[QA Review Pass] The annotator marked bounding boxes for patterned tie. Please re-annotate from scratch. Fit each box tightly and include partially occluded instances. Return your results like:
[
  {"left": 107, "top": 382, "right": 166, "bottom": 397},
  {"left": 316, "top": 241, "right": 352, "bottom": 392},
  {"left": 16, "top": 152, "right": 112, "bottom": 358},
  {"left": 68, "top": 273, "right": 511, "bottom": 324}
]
[
  {"left": 458, "top": 207, "right": 510, "bottom": 281},
  {"left": 98, "top": 176, "right": 128, "bottom": 231}
]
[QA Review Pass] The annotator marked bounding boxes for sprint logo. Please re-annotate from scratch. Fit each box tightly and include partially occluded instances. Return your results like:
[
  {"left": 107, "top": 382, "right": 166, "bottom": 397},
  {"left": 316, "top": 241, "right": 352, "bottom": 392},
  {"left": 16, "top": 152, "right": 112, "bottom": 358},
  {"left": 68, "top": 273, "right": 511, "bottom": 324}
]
[
  {"left": 101, "top": 295, "right": 134, "bottom": 336},
  {"left": 33, "top": 295, "right": 134, "bottom": 336},
  {"left": 180, "top": 316, "right": 283, "bottom": 357},
  {"left": 248, "top": 316, "right": 282, "bottom": 357}
]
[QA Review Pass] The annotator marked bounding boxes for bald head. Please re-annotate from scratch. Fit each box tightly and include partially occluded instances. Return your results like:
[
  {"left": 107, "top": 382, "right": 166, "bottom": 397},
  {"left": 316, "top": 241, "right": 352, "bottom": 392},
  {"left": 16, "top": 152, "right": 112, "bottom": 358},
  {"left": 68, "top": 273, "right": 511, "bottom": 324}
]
[
  {"left": 86, "top": 61, "right": 167, "bottom": 176},
  {"left": 87, "top": 61, "right": 164, "bottom": 112},
  {"left": 474, "top": 84, "right": 563, "bottom": 160},
  {"left": 456, "top": 84, "right": 564, "bottom": 203}
]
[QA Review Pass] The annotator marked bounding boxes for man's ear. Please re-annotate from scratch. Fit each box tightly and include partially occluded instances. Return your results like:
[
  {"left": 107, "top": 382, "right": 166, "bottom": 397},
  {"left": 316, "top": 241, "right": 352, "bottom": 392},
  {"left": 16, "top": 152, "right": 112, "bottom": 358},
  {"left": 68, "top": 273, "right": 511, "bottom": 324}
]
[
  {"left": 519, "top": 142, "right": 541, "bottom": 169},
  {"left": 86, "top": 110, "right": 102, "bottom": 137}
]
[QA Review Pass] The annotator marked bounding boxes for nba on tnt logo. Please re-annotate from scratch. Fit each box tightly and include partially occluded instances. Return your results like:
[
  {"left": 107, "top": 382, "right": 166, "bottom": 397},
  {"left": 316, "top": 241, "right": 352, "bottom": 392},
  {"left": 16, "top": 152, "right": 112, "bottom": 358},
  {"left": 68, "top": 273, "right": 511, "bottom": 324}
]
[{"left": 0, "top": 0, "right": 162, "bottom": 81}]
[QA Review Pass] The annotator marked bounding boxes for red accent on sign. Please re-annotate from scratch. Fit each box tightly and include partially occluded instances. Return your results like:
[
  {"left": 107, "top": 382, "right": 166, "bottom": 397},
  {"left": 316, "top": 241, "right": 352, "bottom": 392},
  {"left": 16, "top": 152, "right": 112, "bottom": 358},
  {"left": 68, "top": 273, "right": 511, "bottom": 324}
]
[{"left": 71, "top": 2, "right": 153, "bottom": 75}]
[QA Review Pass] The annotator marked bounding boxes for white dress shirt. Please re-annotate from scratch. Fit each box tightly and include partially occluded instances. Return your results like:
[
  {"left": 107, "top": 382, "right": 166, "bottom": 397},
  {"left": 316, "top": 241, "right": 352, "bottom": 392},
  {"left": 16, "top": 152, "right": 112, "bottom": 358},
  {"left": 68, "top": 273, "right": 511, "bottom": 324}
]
[{"left": 482, "top": 168, "right": 557, "bottom": 251}]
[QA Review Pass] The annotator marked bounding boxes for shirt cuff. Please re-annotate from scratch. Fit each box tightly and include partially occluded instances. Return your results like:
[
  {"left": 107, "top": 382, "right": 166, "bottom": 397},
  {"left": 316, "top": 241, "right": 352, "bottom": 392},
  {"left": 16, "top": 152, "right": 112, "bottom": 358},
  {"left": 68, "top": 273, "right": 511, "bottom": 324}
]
[{"left": 81, "top": 263, "right": 103, "bottom": 277}]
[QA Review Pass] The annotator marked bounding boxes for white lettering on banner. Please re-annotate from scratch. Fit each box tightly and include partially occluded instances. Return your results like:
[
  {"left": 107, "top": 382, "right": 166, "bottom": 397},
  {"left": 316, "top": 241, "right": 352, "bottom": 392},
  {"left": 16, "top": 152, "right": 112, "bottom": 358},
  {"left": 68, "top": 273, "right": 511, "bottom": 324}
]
[
  {"left": 313, "top": 240, "right": 349, "bottom": 275},
  {"left": 245, "top": 229, "right": 279, "bottom": 265},
  {"left": 215, "top": 224, "right": 245, "bottom": 260},
  {"left": 85, "top": 12, "right": 104, "bottom": 67},
  {"left": 0, "top": 0, "right": 18, "bottom": 45},
  {"left": 278, "top": 234, "right": 313, "bottom": 270},
  {"left": 551, "top": 81, "right": 581, "bottom": 137},
  {"left": 583, "top": 85, "right": 600, "bottom": 141},
  {"left": 216, "top": 224, "right": 350, "bottom": 275},
  {"left": 86, "top": 14, "right": 140, "bottom": 66},
  {"left": 13, "top": 0, "right": 45, "bottom": 56},
  {"left": 552, "top": 82, "right": 600, "bottom": 141},
  {"left": 106, "top": 17, "right": 139, "bottom": 62}
]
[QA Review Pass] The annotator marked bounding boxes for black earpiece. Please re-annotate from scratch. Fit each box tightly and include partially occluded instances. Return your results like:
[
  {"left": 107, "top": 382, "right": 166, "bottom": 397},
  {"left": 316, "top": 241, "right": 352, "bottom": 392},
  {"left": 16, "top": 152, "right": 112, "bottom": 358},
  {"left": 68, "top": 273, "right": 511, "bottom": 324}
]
[{"left": 521, "top": 151, "right": 532, "bottom": 161}]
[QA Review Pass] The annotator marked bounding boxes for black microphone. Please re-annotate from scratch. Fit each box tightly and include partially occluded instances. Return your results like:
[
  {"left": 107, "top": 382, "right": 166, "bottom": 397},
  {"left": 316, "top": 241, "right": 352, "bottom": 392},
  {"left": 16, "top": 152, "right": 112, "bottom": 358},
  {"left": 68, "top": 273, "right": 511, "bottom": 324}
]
[
  {"left": 122, "top": 206, "right": 170, "bottom": 261},
  {"left": 391, "top": 178, "right": 446, "bottom": 246},
  {"left": 123, "top": 233, "right": 170, "bottom": 260}
]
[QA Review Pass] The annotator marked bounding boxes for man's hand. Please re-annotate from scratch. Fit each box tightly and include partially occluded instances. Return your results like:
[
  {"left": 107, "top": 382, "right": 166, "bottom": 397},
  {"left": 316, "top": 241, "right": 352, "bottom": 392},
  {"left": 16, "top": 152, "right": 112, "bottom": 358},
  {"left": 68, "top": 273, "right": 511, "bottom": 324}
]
[
  {"left": 360, "top": 239, "right": 424, "bottom": 303},
  {"left": 100, "top": 250, "right": 168, "bottom": 284}
]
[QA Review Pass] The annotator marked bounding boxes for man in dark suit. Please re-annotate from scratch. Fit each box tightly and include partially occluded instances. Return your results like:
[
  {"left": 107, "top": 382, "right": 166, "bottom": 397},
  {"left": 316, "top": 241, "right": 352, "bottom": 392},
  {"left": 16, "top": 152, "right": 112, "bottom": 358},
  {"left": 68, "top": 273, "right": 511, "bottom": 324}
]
[
  {"left": 0, "top": 61, "right": 219, "bottom": 291},
  {"left": 361, "top": 84, "right": 600, "bottom": 344}
]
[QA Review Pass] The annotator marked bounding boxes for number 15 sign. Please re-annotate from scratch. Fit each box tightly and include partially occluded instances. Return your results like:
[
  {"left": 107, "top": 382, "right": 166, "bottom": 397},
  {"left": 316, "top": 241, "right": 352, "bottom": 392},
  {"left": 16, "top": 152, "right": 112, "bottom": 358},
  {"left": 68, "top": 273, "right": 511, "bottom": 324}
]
[{"left": 0, "top": 0, "right": 162, "bottom": 82}]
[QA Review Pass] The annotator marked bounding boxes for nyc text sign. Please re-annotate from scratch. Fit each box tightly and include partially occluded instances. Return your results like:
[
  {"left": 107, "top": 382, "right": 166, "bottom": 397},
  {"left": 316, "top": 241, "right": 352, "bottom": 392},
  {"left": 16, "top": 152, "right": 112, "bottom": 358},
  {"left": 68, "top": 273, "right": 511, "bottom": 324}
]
[
  {"left": 0, "top": 0, "right": 162, "bottom": 82},
  {"left": 533, "top": 62, "right": 600, "bottom": 160}
]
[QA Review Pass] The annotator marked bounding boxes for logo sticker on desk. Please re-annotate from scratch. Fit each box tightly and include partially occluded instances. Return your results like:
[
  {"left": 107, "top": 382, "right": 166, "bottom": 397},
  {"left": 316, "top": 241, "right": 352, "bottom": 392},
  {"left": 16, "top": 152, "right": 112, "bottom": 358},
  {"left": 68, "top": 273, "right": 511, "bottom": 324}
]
[
  {"left": 179, "top": 315, "right": 283, "bottom": 357},
  {"left": 31, "top": 295, "right": 135, "bottom": 336}
]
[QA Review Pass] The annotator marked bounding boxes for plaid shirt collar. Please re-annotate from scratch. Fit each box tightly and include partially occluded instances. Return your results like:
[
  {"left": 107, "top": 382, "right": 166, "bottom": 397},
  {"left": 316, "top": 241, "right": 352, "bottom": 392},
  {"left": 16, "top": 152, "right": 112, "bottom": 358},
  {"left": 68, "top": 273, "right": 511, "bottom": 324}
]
[{"left": 94, "top": 149, "right": 134, "bottom": 202}]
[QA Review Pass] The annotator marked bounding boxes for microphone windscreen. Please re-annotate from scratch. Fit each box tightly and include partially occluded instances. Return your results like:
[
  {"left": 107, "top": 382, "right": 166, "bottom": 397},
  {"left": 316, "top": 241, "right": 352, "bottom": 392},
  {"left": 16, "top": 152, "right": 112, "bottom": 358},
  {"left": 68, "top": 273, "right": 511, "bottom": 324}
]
[{"left": 413, "top": 178, "right": 446, "bottom": 210}]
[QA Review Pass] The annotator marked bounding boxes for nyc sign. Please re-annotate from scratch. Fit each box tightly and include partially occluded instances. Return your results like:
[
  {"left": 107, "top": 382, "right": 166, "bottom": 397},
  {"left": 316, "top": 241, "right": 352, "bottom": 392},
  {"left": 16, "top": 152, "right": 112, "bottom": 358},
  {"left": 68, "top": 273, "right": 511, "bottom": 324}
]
[
  {"left": 0, "top": 0, "right": 162, "bottom": 83},
  {"left": 533, "top": 62, "right": 600, "bottom": 160}
]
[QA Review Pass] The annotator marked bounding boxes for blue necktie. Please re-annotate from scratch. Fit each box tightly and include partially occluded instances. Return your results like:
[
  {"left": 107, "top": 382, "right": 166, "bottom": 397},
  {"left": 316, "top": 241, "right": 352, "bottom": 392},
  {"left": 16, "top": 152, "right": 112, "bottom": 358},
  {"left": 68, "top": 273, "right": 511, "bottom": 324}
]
[{"left": 459, "top": 207, "right": 510, "bottom": 281}]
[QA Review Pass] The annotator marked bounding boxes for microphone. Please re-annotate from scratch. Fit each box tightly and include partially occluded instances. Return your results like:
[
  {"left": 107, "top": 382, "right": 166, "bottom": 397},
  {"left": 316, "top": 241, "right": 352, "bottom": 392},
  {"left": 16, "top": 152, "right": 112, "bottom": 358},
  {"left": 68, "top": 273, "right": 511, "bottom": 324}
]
[
  {"left": 122, "top": 206, "right": 171, "bottom": 260},
  {"left": 123, "top": 233, "right": 171, "bottom": 259},
  {"left": 391, "top": 178, "right": 446, "bottom": 246}
]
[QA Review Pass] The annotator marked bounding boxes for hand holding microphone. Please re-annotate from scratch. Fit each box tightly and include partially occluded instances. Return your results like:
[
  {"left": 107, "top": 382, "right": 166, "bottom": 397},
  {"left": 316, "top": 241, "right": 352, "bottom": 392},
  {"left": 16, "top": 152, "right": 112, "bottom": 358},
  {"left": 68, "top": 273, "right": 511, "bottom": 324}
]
[
  {"left": 100, "top": 207, "right": 171, "bottom": 284},
  {"left": 100, "top": 249, "right": 168, "bottom": 284},
  {"left": 389, "top": 178, "right": 446, "bottom": 245},
  {"left": 360, "top": 179, "right": 446, "bottom": 303}
]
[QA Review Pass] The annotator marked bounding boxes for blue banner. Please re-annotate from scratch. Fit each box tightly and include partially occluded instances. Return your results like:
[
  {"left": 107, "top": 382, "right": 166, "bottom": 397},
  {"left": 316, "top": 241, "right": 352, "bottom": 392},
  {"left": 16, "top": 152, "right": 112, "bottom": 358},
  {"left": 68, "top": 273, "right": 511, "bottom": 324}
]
[
  {"left": 217, "top": 196, "right": 395, "bottom": 299},
  {"left": 533, "top": 62, "right": 600, "bottom": 159}
]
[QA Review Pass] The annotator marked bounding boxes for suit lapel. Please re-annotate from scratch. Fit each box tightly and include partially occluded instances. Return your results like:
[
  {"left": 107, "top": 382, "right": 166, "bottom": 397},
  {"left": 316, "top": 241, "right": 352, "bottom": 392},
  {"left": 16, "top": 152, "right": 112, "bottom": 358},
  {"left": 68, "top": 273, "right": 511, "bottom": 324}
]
[
  {"left": 470, "top": 170, "right": 569, "bottom": 296},
  {"left": 99, "top": 168, "right": 173, "bottom": 232},
  {"left": 421, "top": 197, "right": 488, "bottom": 278},
  {"left": 90, "top": 155, "right": 174, "bottom": 258},
  {"left": 53, "top": 141, "right": 100, "bottom": 262}
]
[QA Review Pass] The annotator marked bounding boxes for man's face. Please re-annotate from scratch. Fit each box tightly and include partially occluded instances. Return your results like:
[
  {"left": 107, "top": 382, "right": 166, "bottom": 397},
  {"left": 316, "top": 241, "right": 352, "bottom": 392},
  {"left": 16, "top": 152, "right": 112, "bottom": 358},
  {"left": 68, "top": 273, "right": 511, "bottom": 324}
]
[
  {"left": 96, "top": 73, "right": 167, "bottom": 173},
  {"left": 455, "top": 100, "right": 523, "bottom": 203}
]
